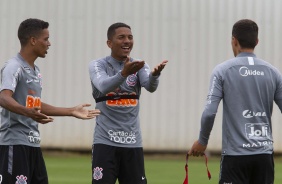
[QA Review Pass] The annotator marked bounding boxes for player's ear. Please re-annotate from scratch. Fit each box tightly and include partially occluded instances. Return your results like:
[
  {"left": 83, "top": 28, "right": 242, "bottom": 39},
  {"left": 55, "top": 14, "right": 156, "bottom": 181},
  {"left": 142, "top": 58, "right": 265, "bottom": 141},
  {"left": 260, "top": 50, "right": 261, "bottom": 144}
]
[
  {"left": 30, "top": 37, "right": 37, "bottom": 46},
  {"left": 231, "top": 36, "right": 236, "bottom": 45},
  {"left": 107, "top": 40, "right": 112, "bottom": 49}
]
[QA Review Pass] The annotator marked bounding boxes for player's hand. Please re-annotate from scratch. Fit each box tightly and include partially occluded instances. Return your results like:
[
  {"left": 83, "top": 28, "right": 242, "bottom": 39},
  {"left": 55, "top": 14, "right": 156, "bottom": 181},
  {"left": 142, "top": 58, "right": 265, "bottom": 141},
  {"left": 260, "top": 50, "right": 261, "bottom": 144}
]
[
  {"left": 71, "top": 104, "right": 100, "bottom": 120},
  {"left": 27, "top": 107, "right": 54, "bottom": 124},
  {"left": 121, "top": 56, "right": 145, "bottom": 77},
  {"left": 188, "top": 140, "right": 207, "bottom": 157},
  {"left": 152, "top": 60, "right": 168, "bottom": 76}
]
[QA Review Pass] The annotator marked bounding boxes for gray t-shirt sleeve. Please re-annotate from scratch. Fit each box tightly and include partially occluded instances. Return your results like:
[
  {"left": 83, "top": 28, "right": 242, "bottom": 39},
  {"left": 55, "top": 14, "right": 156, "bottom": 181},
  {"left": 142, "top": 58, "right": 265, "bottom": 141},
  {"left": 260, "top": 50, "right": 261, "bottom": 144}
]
[
  {"left": 89, "top": 59, "right": 126, "bottom": 94},
  {"left": 138, "top": 63, "right": 159, "bottom": 92},
  {"left": 0, "top": 61, "right": 21, "bottom": 92},
  {"left": 274, "top": 70, "right": 282, "bottom": 112},
  {"left": 199, "top": 66, "right": 223, "bottom": 145}
]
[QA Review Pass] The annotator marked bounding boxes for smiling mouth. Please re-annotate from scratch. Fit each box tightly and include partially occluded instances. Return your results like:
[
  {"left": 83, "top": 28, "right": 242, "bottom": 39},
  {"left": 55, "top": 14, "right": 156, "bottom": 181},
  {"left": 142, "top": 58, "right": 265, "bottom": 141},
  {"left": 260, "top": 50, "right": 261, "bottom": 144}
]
[{"left": 122, "top": 46, "right": 131, "bottom": 51}]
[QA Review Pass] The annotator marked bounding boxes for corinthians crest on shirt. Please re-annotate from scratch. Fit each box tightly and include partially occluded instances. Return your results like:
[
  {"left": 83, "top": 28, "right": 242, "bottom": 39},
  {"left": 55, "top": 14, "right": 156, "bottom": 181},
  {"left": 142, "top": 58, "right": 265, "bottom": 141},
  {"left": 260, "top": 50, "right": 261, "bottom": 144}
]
[{"left": 126, "top": 73, "right": 137, "bottom": 86}]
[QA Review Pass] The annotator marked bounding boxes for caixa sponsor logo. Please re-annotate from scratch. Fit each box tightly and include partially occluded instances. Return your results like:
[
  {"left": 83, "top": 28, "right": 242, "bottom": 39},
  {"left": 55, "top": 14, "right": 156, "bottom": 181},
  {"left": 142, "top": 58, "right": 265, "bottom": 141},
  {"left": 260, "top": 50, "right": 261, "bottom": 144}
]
[
  {"left": 239, "top": 66, "right": 264, "bottom": 76},
  {"left": 245, "top": 123, "right": 270, "bottom": 140},
  {"left": 242, "top": 110, "right": 266, "bottom": 118}
]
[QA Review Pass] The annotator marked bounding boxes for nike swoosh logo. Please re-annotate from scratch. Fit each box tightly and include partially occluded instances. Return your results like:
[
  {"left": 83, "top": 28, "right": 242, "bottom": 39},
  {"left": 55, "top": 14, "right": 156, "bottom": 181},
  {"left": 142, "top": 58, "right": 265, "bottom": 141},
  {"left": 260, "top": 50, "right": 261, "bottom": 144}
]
[
  {"left": 26, "top": 79, "right": 33, "bottom": 83},
  {"left": 142, "top": 177, "right": 146, "bottom": 180}
]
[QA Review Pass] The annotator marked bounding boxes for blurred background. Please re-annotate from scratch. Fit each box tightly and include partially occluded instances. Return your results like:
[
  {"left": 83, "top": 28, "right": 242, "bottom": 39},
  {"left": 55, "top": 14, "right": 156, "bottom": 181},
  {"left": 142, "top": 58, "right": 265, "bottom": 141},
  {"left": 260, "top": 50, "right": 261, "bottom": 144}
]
[{"left": 1, "top": 0, "right": 282, "bottom": 154}]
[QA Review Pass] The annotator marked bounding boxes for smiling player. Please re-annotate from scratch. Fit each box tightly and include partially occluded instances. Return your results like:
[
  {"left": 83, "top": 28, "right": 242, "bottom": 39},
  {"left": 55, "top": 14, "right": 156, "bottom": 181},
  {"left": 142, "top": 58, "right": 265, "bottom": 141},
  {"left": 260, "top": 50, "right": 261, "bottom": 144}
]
[{"left": 89, "top": 22, "right": 168, "bottom": 184}]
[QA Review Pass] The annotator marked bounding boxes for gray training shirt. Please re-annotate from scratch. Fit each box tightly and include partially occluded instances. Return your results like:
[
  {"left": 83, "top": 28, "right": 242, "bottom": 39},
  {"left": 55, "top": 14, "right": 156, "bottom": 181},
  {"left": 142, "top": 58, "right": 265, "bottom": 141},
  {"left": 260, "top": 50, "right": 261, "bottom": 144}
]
[
  {"left": 0, "top": 53, "right": 42, "bottom": 147},
  {"left": 89, "top": 56, "right": 159, "bottom": 148},
  {"left": 199, "top": 52, "right": 282, "bottom": 156}
]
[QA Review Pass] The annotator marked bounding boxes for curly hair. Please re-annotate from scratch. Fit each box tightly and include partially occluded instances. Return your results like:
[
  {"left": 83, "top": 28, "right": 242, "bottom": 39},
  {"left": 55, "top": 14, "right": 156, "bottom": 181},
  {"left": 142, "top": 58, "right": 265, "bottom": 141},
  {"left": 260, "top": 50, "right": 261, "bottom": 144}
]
[{"left": 18, "top": 18, "right": 49, "bottom": 46}]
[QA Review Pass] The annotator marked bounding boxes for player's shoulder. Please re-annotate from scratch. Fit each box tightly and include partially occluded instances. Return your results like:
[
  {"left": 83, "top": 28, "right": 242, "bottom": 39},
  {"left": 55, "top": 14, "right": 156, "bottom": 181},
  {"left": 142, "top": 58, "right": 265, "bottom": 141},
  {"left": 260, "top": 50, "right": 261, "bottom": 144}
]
[
  {"left": 2, "top": 55, "right": 22, "bottom": 69},
  {"left": 89, "top": 56, "right": 109, "bottom": 66}
]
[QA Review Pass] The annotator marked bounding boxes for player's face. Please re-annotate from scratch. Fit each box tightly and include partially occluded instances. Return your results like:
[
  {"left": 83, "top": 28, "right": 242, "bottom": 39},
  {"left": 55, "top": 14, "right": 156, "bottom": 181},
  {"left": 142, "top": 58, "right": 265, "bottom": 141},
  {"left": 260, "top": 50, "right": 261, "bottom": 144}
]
[
  {"left": 34, "top": 29, "right": 51, "bottom": 58},
  {"left": 107, "top": 27, "right": 133, "bottom": 61}
]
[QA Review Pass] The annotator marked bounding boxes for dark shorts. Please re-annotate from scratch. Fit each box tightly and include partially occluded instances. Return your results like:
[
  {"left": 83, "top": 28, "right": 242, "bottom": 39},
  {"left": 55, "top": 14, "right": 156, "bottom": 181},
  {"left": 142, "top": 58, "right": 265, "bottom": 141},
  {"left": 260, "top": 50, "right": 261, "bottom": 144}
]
[
  {"left": 92, "top": 144, "right": 147, "bottom": 184},
  {"left": 0, "top": 145, "right": 48, "bottom": 184},
  {"left": 219, "top": 154, "right": 274, "bottom": 184}
]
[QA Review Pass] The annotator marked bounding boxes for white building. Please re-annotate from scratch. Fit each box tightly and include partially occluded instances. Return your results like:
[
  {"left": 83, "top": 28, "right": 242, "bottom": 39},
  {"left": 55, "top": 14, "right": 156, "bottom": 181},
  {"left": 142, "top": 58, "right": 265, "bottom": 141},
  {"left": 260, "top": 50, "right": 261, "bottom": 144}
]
[{"left": 1, "top": 0, "right": 282, "bottom": 152}]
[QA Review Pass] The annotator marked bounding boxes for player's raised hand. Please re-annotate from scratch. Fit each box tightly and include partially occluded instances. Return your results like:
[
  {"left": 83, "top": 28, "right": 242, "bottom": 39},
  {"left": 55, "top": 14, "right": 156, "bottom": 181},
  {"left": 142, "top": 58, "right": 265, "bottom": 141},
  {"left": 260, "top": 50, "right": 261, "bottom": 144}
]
[
  {"left": 152, "top": 60, "right": 168, "bottom": 76},
  {"left": 121, "top": 56, "right": 145, "bottom": 77},
  {"left": 71, "top": 104, "right": 100, "bottom": 120}
]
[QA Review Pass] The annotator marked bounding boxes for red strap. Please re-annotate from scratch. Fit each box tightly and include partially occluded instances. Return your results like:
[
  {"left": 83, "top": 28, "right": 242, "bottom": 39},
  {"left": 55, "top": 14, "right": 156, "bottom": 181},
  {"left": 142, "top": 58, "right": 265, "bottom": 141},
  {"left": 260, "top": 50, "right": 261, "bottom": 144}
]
[{"left": 183, "top": 153, "right": 211, "bottom": 184}]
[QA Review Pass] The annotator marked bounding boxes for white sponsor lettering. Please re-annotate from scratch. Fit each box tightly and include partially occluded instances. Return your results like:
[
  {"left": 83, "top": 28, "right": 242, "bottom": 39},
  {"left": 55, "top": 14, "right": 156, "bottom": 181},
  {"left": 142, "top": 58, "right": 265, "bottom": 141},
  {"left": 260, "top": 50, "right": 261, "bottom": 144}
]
[
  {"left": 245, "top": 123, "right": 271, "bottom": 140},
  {"left": 108, "top": 130, "right": 136, "bottom": 144},
  {"left": 207, "top": 76, "right": 217, "bottom": 104},
  {"left": 242, "top": 110, "right": 266, "bottom": 118},
  {"left": 0, "top": 174, "right": 2, "bottom": 184},
  {"left": 28, "top": 131, "right": 41, "bottom": 144},
  {"left": 242, "top": 141, "right": 273, "bottom": 148},
  {"left": 12, "top": 67, "right": 21, "bottom": 87},
  {"left": 26, "top": 79, "right": 33, "bottom": 83},
  {"left": 239, "top": 66, "right": 264, "bottom": 76},
  {"left": 94, "top": 62, "right": 101, "bottom": 79}
]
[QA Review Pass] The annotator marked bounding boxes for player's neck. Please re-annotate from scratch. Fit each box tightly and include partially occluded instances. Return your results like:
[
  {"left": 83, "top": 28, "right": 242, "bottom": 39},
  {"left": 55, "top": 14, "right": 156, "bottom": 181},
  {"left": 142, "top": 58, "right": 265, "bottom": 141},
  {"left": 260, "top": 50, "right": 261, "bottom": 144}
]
[
  {"left": 234, "top": 48, "right": 254, "bottom": 57},
  {"left": 19, "top": 49, "right": 37, "bottom": 68}
]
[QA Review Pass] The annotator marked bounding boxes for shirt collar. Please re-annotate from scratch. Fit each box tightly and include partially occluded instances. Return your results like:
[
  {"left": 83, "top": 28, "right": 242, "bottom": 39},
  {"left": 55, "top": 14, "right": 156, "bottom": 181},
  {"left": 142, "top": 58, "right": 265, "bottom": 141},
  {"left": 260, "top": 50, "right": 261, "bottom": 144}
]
[{"left": 236, "top": 52, "right": 256, "bottom": 58}]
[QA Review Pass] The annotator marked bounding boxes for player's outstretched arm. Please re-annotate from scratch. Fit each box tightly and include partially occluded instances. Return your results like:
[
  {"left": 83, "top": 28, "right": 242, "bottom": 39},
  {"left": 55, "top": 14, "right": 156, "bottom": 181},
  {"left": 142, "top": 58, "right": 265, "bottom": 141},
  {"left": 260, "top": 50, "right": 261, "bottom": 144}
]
[
  {"left": 151, "top": 60, "right": 168, "bottom": 76},
  {"left": 69, "top": 104, "right": 100, "bottom": 119},
  {"left": 41, "top": 102, "right": 100, "bottom": 119}
]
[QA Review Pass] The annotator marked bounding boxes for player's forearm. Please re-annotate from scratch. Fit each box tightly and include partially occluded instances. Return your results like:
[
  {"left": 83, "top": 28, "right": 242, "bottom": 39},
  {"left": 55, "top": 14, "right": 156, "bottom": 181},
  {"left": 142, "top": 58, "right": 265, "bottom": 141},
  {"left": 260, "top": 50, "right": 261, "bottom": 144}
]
[
  {"left": 146, "top": 77, "right": 159, "bottom": 92},
  {"left": 41, "top": 102, "right": 73, "bottom": 116},
  {"left": 198, "top": 112, "right": 216, "bottom": 145},
  {"left": 198, "top": 95, "right": 221, "bottom": 145},
  {"left": 94, "top": 71, "right": 126, "bottom": 94},
  {"left": 140, "top": 71, "right": 160, "bottom": 92},
  {"left": 0, "top": 94, "right": 29, "bottom": 116}
]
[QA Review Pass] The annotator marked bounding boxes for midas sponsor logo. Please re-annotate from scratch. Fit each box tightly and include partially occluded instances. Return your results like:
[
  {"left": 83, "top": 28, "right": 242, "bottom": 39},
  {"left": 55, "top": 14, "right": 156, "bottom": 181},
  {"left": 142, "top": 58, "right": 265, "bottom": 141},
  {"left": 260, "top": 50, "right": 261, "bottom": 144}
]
[
  {"left": 106, "top": 92, "right": 137, "bottom": 107},
  {"left": 239, "top": 66, "right": 264, "bottom": 77},
  {"left": 26, "top": 95, "right": 41, "bottom": 108},
  {"left": 245, "top": 123, "right": 270, "bottom": 140},
  {"left": 242, "top": 110, "right": 266, "bottom": 118},
  {"left": 108, "top": 130, "right": 136, "bottom": 144}
]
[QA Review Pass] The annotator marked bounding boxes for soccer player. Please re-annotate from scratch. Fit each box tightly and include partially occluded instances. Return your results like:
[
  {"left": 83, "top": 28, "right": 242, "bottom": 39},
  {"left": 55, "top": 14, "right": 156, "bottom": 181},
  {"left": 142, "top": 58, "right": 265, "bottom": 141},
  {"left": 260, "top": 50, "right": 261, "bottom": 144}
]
[
  {"left": 189, "top": 19, "right": 282, "bottom": 183},
  {"left": 0, "top": 18, "right": 100, "bottom": 184},
  {"left": 89, "top": 22, "right": 168, "bottom": 184}
]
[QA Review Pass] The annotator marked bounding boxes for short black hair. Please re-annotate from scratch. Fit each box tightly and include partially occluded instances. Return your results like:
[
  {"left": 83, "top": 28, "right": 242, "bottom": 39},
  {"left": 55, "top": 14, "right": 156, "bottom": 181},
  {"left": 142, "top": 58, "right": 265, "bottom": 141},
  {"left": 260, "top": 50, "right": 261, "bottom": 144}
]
[
  {"left": 107, "top": 22, "right": 131, "bottom": 40},
  {"left": 232, "top": 19, "right": 258, "bottom": 49},
  {"left": 18, "top": 18, "right": 49, "bottom": 46}
]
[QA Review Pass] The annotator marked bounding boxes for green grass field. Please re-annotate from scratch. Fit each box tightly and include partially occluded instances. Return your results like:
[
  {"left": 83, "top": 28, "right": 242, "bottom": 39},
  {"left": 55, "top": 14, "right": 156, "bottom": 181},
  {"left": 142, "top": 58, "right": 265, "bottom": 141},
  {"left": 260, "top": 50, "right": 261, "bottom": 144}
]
[{"left": 44, "top": 152, "right": 282, "bottom": 184}]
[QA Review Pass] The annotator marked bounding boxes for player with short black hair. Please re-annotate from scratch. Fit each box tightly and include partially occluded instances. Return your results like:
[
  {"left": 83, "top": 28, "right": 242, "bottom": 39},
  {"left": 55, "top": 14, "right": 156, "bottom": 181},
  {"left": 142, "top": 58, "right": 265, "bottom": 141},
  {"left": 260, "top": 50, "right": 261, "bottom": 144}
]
[
  {"left": 89, "top": 22, "right": 168, "bottom": 184},
  {"left": 189, "top": 19, "right": 282, "bottom": 183},
  {"left": 0, "top": 18, "right": 100, "bottom": 184}
]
